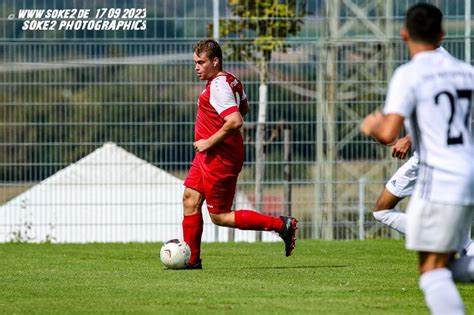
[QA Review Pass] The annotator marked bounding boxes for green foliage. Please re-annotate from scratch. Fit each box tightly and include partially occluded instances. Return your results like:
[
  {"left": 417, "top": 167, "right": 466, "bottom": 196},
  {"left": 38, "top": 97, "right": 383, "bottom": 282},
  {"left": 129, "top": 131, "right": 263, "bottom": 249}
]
[
  {"left": 8, "top": 198, "right": 56, "bottom": 243},
  {"left": 1, "top": 240, "right": 473, "bottom": 313},
  {"left": 210, "top": 0, "right": 306, "bottom": 63}
]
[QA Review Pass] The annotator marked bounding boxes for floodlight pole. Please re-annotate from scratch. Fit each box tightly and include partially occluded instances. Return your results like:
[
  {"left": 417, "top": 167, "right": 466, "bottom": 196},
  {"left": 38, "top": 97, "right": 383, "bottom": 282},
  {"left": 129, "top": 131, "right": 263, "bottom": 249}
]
[
  {"left": 325, "top": 0, "right": 338, "bottom": 241},
  {"left": 314, "top": 0, "right": 338, "bottom": 241},
  {"left": 316, "top": 0, "right": 393, "bottom": 240},
  {"left": 213, "top": 0, "right": 219, "bottom": 41}
]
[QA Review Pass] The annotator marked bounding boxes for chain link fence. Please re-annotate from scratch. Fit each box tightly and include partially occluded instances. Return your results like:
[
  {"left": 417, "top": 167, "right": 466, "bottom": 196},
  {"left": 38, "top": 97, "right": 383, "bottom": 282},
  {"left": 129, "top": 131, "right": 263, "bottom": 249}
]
[{"left": 0, "top": 0, "right": 471, "bottom": 242}]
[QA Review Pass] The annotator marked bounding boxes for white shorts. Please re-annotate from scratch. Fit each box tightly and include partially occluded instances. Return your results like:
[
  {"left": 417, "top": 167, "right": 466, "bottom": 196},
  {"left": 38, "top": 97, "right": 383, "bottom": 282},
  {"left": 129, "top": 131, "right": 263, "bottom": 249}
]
[
  {"left": 406, "top": 196, "right": 474, "bottom": 253},
  {"left": 385, "top": 154, "right": 419, "bottom": 198}
]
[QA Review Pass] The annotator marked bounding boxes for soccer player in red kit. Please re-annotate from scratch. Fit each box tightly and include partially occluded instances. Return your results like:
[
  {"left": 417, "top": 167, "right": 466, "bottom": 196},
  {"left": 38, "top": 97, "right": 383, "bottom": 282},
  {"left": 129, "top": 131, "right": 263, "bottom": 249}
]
[{"left": 182, "top": 39, "right": 298, "bottom": 269}]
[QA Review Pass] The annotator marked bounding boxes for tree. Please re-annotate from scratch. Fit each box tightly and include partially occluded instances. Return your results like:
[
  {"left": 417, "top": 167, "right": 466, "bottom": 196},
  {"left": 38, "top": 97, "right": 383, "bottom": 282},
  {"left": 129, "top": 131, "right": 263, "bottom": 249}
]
[{"left": 209, "top": 0, "right": 306, "bottom": 239}]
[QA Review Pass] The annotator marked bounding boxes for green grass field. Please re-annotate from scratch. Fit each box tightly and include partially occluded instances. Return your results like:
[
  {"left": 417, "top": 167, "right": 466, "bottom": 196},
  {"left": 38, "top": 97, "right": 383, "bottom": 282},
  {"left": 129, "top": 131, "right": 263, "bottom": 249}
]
[{"left": 0, "top": 240, "right": 472, "bottom": 314}]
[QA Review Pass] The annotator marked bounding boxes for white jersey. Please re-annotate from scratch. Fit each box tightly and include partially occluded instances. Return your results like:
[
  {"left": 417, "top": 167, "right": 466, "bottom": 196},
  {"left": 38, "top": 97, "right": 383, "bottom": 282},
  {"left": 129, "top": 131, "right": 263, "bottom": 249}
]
[{"left": 383, "top": 50, "right": 474, "bottom": 204}]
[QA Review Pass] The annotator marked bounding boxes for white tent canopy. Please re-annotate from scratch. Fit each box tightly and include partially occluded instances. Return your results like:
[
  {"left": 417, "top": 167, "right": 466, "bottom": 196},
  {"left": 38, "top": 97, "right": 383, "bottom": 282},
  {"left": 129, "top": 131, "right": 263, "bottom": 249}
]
[{"left": 0, "top": 143, "right": 279, "bottom": 243}]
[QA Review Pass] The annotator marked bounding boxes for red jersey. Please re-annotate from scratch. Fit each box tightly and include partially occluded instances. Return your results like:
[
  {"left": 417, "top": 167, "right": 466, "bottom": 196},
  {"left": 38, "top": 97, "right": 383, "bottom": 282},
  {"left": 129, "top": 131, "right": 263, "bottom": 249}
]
[{"left": 195, "top": 72, "right": 247, "bottom": 165}]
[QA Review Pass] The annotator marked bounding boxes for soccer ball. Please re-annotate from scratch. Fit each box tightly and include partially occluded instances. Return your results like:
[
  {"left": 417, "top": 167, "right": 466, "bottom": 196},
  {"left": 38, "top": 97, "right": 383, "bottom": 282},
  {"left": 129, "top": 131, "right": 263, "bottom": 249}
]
[{"left": 159, "top": 239, "right": 191, "bottom": 269}]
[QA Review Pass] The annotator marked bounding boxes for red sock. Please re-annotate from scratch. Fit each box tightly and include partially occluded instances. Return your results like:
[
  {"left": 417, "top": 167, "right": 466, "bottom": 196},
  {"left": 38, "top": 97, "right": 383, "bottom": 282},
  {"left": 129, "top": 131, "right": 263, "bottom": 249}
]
[
  {"left": 182, "top": 213, "right": 203, "bottom": 265},
  {"left": 234, "top": 210, "right": 284, "bottom": 232}
]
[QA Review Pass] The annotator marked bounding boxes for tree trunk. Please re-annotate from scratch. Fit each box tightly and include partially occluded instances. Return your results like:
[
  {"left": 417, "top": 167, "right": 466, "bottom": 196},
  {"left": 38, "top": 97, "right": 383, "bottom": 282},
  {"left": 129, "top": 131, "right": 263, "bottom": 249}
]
[{"left": 255, "top": 59, "right": 268, "bottom": 242}]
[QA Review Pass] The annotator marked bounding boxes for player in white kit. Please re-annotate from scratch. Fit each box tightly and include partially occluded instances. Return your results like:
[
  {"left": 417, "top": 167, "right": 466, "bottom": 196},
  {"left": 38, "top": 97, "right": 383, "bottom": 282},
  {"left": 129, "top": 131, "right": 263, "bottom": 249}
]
[
  {"left": 373, "top": 47, "right": 473, "bottom": 255},
  {"left": 361, "top": 4, "right": 474, "bottom": 314},
  {"left": 373, "top": 134, "right": 473, "bottom": 255}
]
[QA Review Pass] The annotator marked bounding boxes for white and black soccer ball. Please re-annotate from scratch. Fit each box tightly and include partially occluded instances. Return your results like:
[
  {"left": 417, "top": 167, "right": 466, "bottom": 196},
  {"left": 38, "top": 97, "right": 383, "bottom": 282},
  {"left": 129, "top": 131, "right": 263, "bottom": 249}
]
[{"left": 159, "top": 239, "right": 191, "bottom": 269}]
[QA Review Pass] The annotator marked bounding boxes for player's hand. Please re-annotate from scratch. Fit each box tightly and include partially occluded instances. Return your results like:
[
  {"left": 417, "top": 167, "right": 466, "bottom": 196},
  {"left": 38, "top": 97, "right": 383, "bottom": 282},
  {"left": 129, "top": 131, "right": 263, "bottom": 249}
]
[
  {"left": 360, "top": 112, "right": 383, "bottom": 136},
  {"left": 391, "top": 136, "right": 411, "bottom": 159},
  {"left": 193, "top": 139, "right": 211, "bottom": 153}
]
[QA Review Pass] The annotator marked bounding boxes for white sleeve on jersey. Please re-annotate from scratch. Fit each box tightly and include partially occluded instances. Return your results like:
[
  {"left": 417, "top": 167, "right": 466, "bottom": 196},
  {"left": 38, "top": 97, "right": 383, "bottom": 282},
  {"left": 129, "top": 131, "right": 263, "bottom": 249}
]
[
  {"left": 383, "top": 66, "right": 416, "bottom": 118},
  {"left": 209, "top": 76, "right": 238, "bottom": 115}
]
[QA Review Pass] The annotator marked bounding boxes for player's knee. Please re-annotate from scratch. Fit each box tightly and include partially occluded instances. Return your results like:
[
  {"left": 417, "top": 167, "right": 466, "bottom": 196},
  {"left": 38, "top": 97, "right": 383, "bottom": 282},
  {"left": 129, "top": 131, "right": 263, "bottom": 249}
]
[
  {"left": 419, "top": 252, "right": 454, "bottom": 274},
  {"left": 209, "top": 213, "right": 232, "bottom": 227},
  {"left": 372, "top": 211, "right": 382, "bottom": 221},
  {"left": 183, "top": 189, "right": 202, "bottom": 212},
  {"left": 209, "top": 213, "right": 224, "bottom": 226}
]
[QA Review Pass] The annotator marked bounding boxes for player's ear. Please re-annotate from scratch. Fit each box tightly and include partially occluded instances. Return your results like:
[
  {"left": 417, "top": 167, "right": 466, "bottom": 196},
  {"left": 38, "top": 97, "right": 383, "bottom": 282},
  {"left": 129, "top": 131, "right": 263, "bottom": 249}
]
[
  {"left": 400, "top": 27, "right": 409, "bottom": 42},
  {"left": 213, "top": 57, "right": 219, "bottom": 67}
]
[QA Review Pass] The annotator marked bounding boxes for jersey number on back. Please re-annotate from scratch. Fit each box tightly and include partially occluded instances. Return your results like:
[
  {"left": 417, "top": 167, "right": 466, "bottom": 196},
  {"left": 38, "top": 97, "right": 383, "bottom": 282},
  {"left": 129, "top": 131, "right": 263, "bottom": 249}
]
[{"left": 434, "top": 89, "right": 472, "bottom": 145}]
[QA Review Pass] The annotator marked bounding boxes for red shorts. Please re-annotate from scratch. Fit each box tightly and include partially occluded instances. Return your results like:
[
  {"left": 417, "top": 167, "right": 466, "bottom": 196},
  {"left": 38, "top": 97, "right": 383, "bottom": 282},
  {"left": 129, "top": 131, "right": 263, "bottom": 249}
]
[{"left": 184, "top": 152, "right": 243, "bottom": 214}]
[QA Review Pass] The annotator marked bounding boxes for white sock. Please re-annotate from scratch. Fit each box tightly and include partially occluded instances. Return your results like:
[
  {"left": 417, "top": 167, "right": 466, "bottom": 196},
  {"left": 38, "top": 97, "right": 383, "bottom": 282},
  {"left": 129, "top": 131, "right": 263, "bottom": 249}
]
[
  {"left": 449, "top": 256, "right": 474, "bottom": 283},
  {"left": 463, "top": 239, "right": 474, "bottom": 256},
  {"left": 419, "top": 268, "right": 465, "bottom": 315},
  {"left": 373, "top": 209, "right": 407, "bottom": 234},
  {"left": 461, "top": 226, "right": 474, "bottom": 256}
]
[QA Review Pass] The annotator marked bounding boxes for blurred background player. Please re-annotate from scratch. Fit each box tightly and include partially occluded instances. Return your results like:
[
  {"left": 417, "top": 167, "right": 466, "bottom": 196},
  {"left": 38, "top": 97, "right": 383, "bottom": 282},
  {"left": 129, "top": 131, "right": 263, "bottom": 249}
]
[
  {"left": 373, "top": 133, "right": 473, "bottom": 256},
  {"left": 182, "top": 39, "right": 298, "bottom": 269},
  {"left": 361, "top": 3, "right": 474, "bottom": 314},
  {"left": 373, "top": 47, "right": 473, "bottom": 256}
]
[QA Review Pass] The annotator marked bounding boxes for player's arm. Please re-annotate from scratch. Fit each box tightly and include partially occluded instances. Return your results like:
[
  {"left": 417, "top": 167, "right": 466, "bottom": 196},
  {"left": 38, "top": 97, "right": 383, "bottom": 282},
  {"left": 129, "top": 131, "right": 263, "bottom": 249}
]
[
  {"left": 193, "top": 112, "right": 242, "bottom": 153},
  {"left": 361, "top": 67, "right": 413, "bottom": 145},
  {"left": 391, "top": 135, "right": 412, "bottom": 159},
  {"left": 239, "top": 99, "right": 250, "bottom": 117},
  {"left": 360, "top": 112, "right": 404, "bottom": 145}
]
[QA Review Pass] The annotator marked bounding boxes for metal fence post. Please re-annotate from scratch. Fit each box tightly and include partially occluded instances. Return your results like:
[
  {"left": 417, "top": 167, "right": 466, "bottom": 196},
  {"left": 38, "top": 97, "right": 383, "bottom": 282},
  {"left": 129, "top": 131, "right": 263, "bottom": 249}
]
[
  {"left": 283, "top": 125, "right": 292, "bottom": 217},
  {"left": 358, "top": 177, "right": 366, "bottom": 240}
]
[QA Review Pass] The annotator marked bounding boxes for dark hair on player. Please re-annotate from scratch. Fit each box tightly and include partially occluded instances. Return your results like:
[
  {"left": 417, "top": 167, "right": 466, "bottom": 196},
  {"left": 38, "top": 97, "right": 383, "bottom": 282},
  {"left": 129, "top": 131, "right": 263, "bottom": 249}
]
[
  {"left": 405, "top": 3, "right": 443, "bottom": 44},
  {"left": 193, "top": 39, "right": 223, "bottom": 69}
]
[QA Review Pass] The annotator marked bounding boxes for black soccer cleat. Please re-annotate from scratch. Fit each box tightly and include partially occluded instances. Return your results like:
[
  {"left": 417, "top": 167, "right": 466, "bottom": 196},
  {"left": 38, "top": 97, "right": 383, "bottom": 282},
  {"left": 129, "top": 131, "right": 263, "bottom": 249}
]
[
  {"left": 278, "top": 216, "right": 298, "bottom": 257},
  {"left": 184, "top": 259, "right": 202, "bottom": 270}
]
